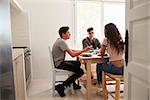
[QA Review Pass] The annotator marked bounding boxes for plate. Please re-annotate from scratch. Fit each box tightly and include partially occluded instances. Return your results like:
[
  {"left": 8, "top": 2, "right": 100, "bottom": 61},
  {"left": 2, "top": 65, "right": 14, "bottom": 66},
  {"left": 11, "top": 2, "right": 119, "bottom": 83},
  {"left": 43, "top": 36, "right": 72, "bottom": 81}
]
[{"left": 80, "top": 52, "right": 92, "bottom": 57}]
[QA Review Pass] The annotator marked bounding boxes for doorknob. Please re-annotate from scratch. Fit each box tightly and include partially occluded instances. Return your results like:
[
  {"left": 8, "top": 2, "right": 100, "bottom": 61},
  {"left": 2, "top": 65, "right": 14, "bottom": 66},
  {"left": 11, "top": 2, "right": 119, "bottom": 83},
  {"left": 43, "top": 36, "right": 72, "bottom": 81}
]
[{"left": 125, "top": 29, "right": 129, "bottom": 66}]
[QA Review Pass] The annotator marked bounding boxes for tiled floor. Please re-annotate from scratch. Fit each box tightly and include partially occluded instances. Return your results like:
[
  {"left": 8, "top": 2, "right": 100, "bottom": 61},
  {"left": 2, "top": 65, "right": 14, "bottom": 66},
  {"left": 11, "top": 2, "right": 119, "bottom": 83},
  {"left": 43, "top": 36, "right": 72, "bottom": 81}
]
[{"left": 27, "top": 79, "right": 124, "bottom": 100}]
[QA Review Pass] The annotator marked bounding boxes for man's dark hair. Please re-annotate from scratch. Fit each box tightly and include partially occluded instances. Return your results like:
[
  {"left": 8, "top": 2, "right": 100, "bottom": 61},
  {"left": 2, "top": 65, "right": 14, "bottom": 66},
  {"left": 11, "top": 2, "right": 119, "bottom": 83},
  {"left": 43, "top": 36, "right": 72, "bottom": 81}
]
[
  {"left": 87, "top": 27, "right": 94, "bottom": 33},
  {"left": 59, "top": 26, "right": 69, "bottom": 38}
]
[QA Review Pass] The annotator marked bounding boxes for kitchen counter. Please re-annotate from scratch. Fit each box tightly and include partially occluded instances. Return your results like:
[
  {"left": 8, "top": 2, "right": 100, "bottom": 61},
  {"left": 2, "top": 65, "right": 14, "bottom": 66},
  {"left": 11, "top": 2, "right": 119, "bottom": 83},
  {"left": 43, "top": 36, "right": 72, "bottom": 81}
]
[{"left": 12, "top": 48, "right": 27, "bottom": 100}]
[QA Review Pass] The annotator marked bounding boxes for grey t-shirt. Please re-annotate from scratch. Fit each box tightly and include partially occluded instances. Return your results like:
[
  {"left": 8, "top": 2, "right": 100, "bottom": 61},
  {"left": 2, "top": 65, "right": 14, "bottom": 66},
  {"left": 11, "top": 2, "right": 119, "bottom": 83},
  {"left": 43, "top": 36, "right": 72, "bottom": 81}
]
[{"left": 52, "top": 38, "right": 69, "bottom": 67}]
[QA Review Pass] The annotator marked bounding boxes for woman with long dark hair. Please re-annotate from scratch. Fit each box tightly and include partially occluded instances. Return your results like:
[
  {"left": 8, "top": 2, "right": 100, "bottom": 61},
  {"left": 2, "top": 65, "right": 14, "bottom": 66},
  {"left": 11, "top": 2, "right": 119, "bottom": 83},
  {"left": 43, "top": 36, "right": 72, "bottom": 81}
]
[{"left": 97, "top": 23, "right": 124, "bottom": 94}]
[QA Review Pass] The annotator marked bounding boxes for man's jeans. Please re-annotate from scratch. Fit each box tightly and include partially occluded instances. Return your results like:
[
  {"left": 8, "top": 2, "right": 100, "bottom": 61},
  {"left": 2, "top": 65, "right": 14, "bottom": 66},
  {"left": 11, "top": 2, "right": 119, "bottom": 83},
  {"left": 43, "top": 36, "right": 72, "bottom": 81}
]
[{"left": 56, "top": 60, "right": 84, "bottom": 87}]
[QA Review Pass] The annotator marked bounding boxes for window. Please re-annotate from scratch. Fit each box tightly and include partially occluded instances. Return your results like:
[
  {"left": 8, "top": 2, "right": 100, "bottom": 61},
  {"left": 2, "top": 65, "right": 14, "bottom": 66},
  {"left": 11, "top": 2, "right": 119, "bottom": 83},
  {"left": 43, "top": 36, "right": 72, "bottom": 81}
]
[
  {"left": 76, "top": 1, "right": 102, "bottom": 49},
  {"left": 75, "top": 0, "right": 125, "bottom": 49},
  {"left": 104, "top": 2, "right": 125, "bottom": 40}
]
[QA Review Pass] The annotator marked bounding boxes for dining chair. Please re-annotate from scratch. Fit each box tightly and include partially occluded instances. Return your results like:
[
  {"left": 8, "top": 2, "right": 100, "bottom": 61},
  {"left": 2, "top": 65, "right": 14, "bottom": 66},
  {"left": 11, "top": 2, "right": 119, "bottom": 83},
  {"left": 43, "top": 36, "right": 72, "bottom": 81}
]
[
  {"left": 102, "top": 71, "right": 124, "bottom": 100},
  {"left": 48, "top": 46, "right": 74, "bottom": 96}
]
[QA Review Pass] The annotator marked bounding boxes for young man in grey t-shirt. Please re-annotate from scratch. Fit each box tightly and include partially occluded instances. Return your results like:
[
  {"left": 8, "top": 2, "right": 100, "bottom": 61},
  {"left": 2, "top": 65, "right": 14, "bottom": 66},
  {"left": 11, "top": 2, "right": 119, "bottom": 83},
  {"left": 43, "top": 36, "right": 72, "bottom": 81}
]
[{"left": 52, "top": 26, "right": 91, "bottom": 97}]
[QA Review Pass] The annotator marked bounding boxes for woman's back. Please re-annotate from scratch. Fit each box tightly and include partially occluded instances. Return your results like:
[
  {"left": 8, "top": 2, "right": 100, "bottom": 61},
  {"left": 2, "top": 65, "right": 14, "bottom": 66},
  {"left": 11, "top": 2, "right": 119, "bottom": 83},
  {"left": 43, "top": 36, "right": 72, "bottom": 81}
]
[{"left": 102, "top": 38, "right": 124, "bottom": 62}]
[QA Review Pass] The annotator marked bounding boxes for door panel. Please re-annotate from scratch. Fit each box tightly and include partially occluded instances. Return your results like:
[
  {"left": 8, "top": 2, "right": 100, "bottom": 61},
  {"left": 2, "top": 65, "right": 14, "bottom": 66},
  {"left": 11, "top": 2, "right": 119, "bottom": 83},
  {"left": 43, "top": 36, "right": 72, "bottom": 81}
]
[
  {"left": 131, "top": 19, "right": 149, "bottom": 64},
  {"left": 125, "top": 0, "right": 150, "bottom": 100},
  {"left": 130, "top": 0, "right": 150, "bottom": 9},
  {"left": 129, "top": 73, "right": 149, "bottom": 100}
]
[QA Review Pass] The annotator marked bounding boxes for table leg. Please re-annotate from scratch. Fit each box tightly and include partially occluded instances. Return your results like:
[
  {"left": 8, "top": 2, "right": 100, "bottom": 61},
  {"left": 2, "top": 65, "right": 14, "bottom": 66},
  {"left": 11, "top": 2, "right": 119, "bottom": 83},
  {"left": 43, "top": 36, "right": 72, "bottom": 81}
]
[{"left": 86, "top": 61, "right": 91, "bottom": 100}]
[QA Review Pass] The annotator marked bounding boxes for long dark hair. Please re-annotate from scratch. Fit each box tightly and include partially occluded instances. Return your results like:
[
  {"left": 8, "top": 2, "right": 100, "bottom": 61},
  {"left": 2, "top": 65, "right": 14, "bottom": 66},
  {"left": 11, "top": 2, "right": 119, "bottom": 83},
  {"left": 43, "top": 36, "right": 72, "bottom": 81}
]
[{"left": 105, "top": 23, "right": 124, "bottom": 54}]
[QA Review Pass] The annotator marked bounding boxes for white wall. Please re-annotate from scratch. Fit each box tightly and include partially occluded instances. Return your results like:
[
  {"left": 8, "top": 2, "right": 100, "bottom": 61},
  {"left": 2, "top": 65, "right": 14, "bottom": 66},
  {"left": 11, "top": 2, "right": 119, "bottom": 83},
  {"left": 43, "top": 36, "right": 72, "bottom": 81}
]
[{"left": 21, "top": 0, "right": 75, "bottom": 80}]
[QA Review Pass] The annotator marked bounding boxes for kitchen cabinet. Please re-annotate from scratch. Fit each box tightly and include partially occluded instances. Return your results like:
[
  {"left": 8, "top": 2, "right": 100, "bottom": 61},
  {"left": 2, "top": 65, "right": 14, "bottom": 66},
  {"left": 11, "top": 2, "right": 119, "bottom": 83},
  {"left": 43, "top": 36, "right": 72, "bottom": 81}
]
[
  {"left": 13, "top": 49, "right": 27, "bottom": 100},
  {"left": 10, "top": 0, "right": 30, "bottom": 47}
]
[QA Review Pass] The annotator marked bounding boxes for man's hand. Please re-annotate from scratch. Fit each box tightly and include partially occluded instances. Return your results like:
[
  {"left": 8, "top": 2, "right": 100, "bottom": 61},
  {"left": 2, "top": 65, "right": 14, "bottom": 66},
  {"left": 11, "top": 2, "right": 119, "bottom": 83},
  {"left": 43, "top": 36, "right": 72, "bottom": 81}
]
[
  {"left": 82, "top": 46, "right": 93, "bottom": 52},
  {"left": 66, "top": 46, "right": 92, "bottom": 57}
]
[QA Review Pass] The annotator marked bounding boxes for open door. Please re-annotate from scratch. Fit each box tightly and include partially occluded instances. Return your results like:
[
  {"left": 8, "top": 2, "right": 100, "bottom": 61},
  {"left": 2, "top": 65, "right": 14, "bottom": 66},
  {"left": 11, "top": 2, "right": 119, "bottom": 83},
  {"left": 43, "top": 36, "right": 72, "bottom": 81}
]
[{"left": 124, "top": 0, "right": 150, "bottom": 100}]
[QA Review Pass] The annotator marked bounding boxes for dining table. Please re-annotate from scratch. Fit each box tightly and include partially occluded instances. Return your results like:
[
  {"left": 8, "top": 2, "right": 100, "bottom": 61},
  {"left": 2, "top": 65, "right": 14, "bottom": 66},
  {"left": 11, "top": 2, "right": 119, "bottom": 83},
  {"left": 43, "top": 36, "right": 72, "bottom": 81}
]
[{"left": 78, "top": 53, "right": 109, "bottom": 100}]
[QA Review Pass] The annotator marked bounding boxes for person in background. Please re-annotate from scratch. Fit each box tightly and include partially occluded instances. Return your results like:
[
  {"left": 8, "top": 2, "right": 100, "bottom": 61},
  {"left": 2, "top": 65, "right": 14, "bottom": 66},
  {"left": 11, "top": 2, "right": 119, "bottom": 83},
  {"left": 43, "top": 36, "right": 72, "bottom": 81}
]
[
  {"left": 82, "top": 27, "right": 101, "bottom": 82},
  {"left": 52, "top": 26, "right": 92, "bottom": 97},
  {"left": 82, "top": 27, "right": 101, "bottom": 49},
  {"left": 97, "top": 23, "right": 124, "bottom": 95}
]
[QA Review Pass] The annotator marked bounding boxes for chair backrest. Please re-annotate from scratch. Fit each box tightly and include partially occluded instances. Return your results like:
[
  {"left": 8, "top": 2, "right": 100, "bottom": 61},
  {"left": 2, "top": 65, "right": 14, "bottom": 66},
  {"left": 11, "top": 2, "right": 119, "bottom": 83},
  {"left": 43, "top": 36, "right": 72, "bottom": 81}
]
[{"left": 48, "top": 46, "right": 55, "bottom": 69}]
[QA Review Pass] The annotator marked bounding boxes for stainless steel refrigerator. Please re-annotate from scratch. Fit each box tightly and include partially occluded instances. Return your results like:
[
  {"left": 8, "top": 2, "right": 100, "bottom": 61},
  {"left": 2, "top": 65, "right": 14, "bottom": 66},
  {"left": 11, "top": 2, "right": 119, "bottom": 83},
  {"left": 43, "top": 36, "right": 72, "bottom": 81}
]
[{"left": 0, "top": 0, "right": 16, "bottom": 100}]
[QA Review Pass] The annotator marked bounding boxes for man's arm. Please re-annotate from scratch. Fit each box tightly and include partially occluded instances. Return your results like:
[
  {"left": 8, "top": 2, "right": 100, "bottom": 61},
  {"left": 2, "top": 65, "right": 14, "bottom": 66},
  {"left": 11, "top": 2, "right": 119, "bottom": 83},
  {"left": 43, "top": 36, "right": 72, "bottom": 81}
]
[
  {"left": 71, "top": 50, "right": 80, "bottom": 52},
  {"left": 66, "top": 46, "right": 92, "bottom": 57},
  {"left": 96, "top": 39, "right": 101, "bottom": 49},
  {"left": 82, "top": 39, "right": 90, "bottom": 49},
  {"left": 100, "top": 45, "right": 106, "bottom": 58}
]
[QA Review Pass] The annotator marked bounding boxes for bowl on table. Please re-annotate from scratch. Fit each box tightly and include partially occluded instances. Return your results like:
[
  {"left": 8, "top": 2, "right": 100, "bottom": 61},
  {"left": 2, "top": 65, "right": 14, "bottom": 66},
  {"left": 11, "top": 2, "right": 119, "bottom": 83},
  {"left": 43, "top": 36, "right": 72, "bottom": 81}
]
[{"left": 80, "top": 52, "right": 92, "bottom": 57}]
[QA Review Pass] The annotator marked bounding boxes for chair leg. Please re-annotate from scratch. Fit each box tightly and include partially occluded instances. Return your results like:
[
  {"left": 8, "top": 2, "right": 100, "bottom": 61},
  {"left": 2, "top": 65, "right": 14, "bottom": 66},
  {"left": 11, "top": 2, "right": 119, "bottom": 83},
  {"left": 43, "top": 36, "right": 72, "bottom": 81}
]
[
  {"left": 77, "top": 79, "right": 80, "bottom": 85},
  {"left": 70, "top": 83, "right": 75, "bottom": 94},
  {"left": 52, "top": 71, "right": 56, "bottom": 96},
  {"left": 102, "top": 71, "right": 108, "bottom": 100},
  {"left": 115, "top": 79, "right": 120, "bottom": 100}
]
